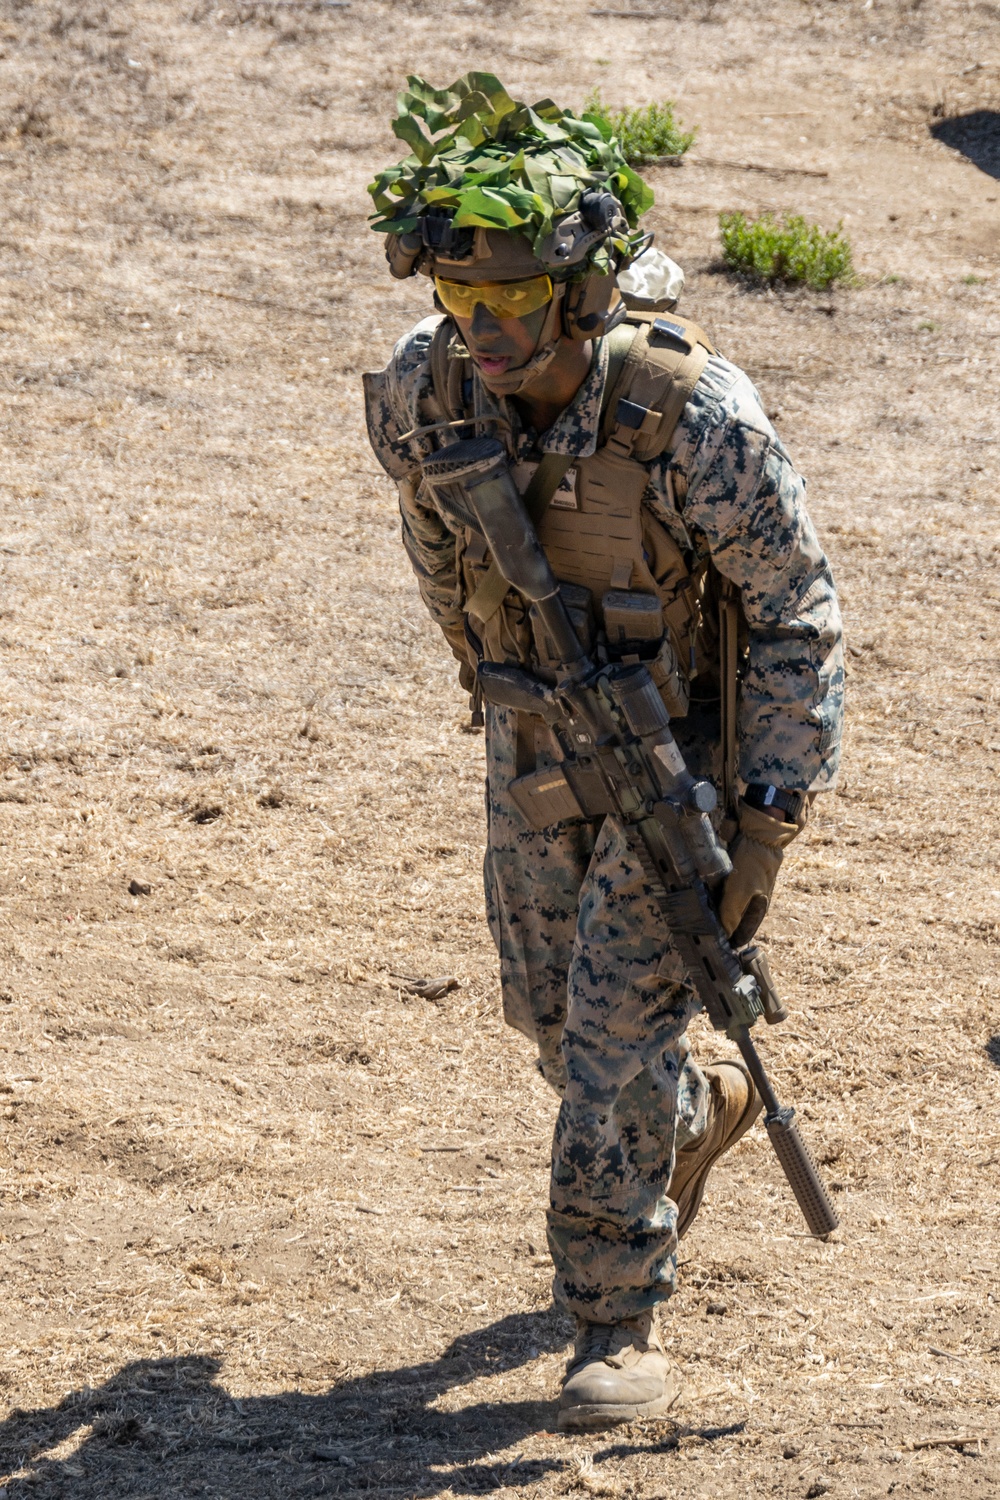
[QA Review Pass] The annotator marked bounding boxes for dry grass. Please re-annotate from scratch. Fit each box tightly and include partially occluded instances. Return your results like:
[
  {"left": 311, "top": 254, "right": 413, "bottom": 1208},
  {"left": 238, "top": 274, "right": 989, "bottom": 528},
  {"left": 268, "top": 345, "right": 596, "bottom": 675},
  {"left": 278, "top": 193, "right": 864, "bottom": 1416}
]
[{"left": 0, "top": 2, "right": 998, "bottom": 1497}]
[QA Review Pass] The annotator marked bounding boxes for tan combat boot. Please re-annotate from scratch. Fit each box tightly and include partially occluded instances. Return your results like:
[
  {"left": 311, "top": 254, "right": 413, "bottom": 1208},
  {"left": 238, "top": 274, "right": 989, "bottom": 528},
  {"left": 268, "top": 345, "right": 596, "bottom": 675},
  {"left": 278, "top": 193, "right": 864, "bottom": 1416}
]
[
  {"left": 557, "top": 1313, "right": 682, "bottom": 1431},
  {"left": 670, "top": 1059, "right": 763, "bottom": 1240}
]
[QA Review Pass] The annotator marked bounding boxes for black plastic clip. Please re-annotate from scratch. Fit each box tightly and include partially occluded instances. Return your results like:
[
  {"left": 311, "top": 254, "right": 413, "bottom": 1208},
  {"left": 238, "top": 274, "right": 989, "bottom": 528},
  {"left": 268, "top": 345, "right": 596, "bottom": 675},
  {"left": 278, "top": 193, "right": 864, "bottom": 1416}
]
[{"left": 651, "top": 317, "right": 692, "bottom": 352}]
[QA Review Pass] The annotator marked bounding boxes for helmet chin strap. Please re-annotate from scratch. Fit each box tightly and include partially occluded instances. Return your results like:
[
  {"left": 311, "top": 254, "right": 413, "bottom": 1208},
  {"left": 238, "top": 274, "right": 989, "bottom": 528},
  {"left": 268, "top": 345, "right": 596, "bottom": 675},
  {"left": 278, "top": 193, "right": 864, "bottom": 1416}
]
[{"left": 459, "top": 283, "right": 566, "bottom": 399}]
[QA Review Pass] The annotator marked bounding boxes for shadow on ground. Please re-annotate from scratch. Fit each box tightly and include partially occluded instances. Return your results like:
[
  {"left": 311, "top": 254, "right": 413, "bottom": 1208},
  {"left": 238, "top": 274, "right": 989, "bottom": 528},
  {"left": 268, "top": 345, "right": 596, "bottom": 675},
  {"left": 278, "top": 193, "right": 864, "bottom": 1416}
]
[
  {"left": 0, "top": 1310, "right": 573, "bottom": 1498},
  {"left": 986, "top": 1034, "right": 1000, "bottom": 1069},
  {"left": 930, "top": 111, "right": 1000, "bottom": 179},
  {"left": 0, "top": 1308, "right": 745, "bottom": 1497}
]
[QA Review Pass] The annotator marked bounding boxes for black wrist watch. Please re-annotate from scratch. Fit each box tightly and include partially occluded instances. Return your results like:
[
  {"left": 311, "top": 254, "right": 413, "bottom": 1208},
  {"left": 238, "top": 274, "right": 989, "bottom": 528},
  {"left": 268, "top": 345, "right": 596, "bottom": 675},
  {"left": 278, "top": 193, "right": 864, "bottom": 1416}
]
[{"left": 743, "top": 783, "right": 806, "bottom": 821}]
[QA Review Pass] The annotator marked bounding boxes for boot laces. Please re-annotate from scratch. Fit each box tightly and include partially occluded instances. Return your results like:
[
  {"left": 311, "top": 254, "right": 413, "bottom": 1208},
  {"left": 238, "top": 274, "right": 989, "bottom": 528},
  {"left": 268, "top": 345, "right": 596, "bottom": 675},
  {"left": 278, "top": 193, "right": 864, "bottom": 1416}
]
[
  {"left": 573, "top": 1321, "right": 637, "bottom": 1369},
  {"left": 578, "top": 1324, "right": 617, "bottom": 1362}
]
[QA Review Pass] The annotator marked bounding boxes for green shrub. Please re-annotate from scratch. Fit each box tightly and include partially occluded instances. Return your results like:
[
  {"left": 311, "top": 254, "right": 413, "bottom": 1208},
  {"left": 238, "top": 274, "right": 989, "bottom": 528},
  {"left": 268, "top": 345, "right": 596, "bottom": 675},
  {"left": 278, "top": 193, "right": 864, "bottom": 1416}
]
[
  {"left": 718, "top": 211, "right": 854, "bottom": 291},
  {"left": 584, "top": 90, "right": 695, "bottom": 167}
]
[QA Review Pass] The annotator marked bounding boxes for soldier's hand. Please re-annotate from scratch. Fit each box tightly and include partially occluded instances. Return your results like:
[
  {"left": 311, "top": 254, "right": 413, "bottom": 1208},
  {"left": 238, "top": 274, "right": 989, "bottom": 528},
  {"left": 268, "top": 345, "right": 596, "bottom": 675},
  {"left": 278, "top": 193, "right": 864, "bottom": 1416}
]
[{"left": 720, "top": 801, "right": 802, "bottom": 947}]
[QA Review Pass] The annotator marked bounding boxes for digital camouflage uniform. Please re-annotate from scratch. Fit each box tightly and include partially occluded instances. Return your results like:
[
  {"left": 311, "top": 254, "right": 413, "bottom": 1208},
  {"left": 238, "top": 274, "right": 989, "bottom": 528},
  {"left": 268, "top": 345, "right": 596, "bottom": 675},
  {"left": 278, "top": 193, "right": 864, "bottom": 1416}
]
[{"left": 365, "top": 314, "right": 843, "bottom": 1323}]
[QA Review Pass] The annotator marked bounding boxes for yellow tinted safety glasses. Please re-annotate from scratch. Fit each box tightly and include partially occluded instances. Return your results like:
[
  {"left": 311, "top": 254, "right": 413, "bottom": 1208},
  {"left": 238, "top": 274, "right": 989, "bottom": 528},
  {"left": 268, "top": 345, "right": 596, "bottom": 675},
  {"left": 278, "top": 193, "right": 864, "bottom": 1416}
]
[{"left": 435, "top": 273, "right": 554, "bottom": 321}]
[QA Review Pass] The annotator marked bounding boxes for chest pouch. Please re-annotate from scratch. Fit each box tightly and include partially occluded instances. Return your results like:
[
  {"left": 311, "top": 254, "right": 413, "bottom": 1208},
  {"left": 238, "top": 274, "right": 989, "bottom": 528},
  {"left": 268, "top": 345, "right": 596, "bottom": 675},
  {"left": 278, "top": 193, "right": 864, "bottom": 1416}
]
[
  {"left": 601, "top": 587, "right": 689, "bottom": 718},
  {"left": 602, "top": 589, "right": 664, "bottom": 652},
  {"left": 530, "top": 582, "right": 595, "bottom": 678}
]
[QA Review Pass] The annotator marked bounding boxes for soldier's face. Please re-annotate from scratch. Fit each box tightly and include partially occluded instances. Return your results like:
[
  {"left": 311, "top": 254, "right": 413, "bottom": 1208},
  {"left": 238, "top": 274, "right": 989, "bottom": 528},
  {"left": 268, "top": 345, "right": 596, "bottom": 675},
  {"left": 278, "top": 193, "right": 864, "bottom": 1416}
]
[{"left": 450, "top": 297, "right": 551, "bottom": 387}]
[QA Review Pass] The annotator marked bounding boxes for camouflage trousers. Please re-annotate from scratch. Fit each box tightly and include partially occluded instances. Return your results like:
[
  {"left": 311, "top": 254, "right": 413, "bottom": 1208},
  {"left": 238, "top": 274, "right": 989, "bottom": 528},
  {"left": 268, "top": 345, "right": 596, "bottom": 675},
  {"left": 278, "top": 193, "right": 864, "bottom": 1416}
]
[{"left": 483, "top": 704, "right": 711, "bottom": 1325}]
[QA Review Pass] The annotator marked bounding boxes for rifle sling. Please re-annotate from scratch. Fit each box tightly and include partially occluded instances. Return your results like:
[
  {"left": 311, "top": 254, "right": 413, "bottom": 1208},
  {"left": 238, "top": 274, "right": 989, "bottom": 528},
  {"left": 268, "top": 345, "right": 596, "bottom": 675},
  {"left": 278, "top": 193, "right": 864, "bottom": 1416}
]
[{"left": 719, "top": 577, "right": 740, "bottom": 817}]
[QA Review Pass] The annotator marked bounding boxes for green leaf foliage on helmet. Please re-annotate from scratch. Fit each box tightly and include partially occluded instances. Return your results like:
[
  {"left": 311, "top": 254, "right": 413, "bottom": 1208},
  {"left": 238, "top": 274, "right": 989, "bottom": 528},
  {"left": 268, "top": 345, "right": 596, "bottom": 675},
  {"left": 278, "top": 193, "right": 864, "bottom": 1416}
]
[{"left": 368, "top": 72, "right": 654, "bottom": 277}]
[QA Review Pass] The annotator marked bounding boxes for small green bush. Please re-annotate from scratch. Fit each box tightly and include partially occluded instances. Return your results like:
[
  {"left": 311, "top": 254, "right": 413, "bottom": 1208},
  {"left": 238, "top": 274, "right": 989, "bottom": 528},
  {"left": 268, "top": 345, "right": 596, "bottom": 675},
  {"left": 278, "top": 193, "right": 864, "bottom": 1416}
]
[
  {"left": 584, "top": 90, "right": 695, "bottom": 167},
  {"left": 718, "top": 211, "right": 854, "bottom": 291}
]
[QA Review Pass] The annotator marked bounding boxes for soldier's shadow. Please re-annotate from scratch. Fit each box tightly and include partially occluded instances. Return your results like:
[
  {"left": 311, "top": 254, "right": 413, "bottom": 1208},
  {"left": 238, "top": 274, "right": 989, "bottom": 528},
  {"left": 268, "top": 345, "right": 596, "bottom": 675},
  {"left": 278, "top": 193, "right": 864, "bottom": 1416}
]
[{"left": 0, "top": 1308, "right": 576, "bottom": 1498}]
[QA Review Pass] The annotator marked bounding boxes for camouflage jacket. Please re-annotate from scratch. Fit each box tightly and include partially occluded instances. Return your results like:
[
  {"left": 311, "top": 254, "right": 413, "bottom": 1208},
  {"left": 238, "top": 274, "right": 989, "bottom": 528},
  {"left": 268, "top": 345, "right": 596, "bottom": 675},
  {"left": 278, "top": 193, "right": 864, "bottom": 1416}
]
[{"left": 364, "top": 314, "right": 843, "bottom": 792}]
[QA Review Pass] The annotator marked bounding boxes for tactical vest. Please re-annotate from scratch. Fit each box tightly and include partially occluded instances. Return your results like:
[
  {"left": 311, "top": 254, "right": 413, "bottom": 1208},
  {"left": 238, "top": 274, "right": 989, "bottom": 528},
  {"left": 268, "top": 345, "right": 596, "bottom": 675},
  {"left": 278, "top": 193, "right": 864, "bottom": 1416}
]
[{"left": 427, "top": 310, "right": 723, "bottom": 719}]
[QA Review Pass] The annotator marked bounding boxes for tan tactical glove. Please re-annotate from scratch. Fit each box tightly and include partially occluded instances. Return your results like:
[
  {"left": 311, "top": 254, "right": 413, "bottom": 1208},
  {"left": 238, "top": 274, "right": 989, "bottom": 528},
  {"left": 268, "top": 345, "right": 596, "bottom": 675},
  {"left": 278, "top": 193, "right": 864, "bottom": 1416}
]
[{"left": 720, "top": 801, "right": 802, "bottom": 947}]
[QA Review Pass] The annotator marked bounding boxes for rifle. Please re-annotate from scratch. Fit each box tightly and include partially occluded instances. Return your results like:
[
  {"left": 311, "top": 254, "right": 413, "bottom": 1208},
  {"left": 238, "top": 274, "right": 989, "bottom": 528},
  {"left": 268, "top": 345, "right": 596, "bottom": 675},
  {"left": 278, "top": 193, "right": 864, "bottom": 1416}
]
[{"left": 422, "top": 436, "right": 838, "bottom": 1239}]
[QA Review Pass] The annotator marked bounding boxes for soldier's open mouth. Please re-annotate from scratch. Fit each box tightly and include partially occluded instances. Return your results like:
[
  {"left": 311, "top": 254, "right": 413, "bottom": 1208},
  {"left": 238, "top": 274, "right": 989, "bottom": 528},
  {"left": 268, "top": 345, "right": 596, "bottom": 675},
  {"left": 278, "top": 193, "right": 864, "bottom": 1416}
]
[{"left": 472, "top": 353, "right": 513, "bottom": 376}]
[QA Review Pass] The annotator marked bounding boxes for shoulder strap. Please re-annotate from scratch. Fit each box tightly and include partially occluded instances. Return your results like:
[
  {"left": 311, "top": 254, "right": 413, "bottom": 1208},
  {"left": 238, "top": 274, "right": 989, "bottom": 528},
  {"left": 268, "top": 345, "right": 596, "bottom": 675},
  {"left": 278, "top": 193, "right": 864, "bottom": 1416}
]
[
  {"left": 603, "top": 312, "right": 715, "bottom": 464},
  {"left": 599, "top": 320, "right": 643, "bottom": 442},
  {"left": 465, "top": 451, "right": 575, "bottom": 624},
  {"left": 429, "top": 315, "right": 470, "bottom": 422}
]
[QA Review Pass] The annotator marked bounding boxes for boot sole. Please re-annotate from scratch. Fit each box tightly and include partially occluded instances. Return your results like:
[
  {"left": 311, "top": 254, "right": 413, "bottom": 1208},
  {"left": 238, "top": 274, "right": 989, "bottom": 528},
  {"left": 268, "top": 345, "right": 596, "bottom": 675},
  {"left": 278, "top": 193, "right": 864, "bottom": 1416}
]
[
  {"left": 557, "top": 1382, "right": 682, "bottom": 1432},
  {"left": 675, "top": 1061, "right": 764, "bottom": 1240}
]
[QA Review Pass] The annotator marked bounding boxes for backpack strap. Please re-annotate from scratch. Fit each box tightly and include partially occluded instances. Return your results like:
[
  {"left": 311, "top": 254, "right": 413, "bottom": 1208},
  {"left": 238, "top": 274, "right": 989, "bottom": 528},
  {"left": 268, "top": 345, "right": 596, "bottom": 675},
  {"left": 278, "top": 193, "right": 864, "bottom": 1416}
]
[{"left": 603, "top": 312, "right": 715, "bottom": 463}]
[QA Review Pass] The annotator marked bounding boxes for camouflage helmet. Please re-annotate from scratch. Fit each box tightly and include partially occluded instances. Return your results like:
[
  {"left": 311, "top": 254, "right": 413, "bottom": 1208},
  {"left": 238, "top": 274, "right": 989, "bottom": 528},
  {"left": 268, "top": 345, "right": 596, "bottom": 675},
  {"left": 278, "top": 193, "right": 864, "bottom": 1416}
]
[{"left": 368, "top": 72, "right": 655, "bottom": 355}]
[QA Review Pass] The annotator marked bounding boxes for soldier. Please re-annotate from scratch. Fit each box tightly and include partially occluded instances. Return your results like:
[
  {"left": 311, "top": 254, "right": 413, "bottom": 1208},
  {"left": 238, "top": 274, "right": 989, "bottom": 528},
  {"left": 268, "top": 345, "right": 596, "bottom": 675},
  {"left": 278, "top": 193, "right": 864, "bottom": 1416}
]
[{"left": 363, "top": 74, "right": 843, "bottom": 1431}]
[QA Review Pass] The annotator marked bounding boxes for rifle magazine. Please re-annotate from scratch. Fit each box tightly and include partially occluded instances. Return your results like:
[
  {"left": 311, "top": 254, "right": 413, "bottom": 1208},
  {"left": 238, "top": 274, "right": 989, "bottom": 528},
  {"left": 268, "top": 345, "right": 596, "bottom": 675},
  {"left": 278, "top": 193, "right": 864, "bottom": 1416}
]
[{"left": 509, "top": 766, "right": 585, "bottom": 830}]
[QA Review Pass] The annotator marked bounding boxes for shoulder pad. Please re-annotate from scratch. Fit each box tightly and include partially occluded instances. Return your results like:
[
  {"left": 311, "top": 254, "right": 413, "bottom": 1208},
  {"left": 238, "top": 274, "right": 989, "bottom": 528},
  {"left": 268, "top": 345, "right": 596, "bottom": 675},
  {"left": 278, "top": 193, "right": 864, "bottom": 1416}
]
[
  {"left": 603, "top": 312, "right": 715, "bottom": 462},
  {"left": 624, "top": 309, "right": 716, "bottom": 356}
]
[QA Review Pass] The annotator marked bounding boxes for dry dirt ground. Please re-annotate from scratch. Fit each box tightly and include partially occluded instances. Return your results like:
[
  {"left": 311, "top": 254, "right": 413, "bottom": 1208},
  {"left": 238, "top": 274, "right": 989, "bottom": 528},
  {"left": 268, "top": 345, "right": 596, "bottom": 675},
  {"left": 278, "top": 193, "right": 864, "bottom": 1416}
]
[{"left": 0, "top": 2, "right": 998, "bottom": 1497}]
